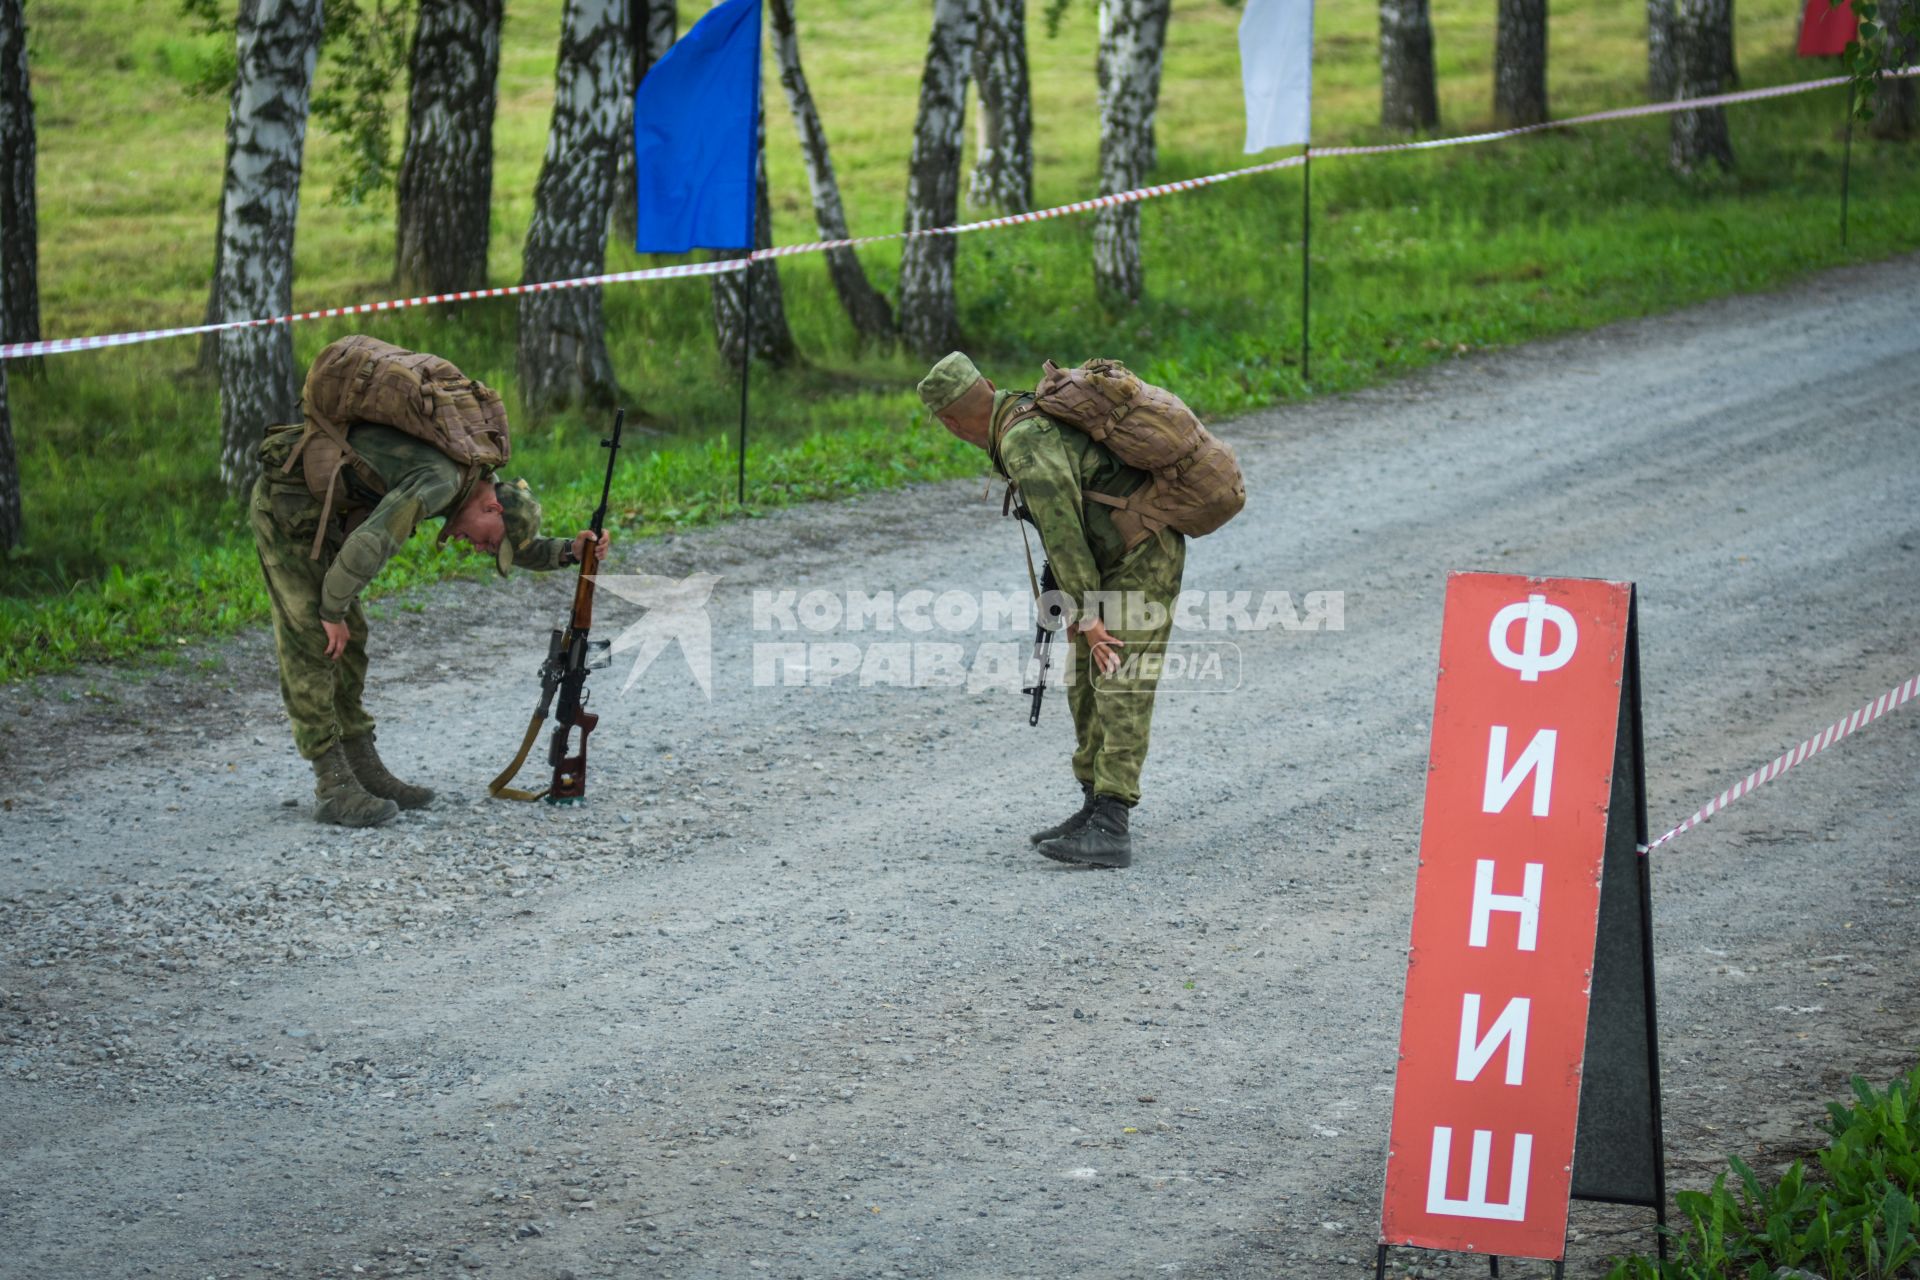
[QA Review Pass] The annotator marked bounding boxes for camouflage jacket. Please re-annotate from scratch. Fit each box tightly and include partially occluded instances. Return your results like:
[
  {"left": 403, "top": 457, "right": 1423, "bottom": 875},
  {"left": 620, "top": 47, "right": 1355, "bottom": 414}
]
[
  {"left": 260, "top": 424, "right": 573, "bottom": 623},
  {"left": 988, "top": 389, "right": 1156, "bottom": 604}
]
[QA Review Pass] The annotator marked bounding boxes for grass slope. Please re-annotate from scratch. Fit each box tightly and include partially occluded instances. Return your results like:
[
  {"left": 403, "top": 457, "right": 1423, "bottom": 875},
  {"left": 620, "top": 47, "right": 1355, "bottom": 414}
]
[{"left": 3, "top": 0, "right": 1916, "bottom": 680}]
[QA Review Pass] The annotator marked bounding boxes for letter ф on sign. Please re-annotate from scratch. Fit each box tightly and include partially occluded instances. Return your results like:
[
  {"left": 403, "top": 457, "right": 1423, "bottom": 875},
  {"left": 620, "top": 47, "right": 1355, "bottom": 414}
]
[{"left": 1377, "top": 572, "right": 1666, "bottom": 1275}]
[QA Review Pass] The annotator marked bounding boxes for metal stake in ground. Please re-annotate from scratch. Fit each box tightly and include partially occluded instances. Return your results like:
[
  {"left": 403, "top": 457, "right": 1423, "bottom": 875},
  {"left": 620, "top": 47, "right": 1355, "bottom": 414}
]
[
  {"left": 1840, "top": 82, "right": 1854, "bottom": 248},
  {"left": 1301, "top": 143, "right": 1313, "bottom": 383},
  {"left": 738, "top": 247, "right": 755, "bottom": 506}
]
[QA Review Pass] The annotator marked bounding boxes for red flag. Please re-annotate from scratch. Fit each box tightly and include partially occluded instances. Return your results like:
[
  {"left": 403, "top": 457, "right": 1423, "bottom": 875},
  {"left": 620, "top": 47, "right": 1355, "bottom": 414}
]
[{"left": 1798, "top": 0, "right": 1857, "bottom": 57}]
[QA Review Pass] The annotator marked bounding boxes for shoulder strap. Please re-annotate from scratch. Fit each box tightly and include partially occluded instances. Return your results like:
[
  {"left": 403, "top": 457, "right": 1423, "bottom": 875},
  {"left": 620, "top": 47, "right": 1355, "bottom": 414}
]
[{"left": 987, "top": 394, "right": 1044, "bottom": 480}]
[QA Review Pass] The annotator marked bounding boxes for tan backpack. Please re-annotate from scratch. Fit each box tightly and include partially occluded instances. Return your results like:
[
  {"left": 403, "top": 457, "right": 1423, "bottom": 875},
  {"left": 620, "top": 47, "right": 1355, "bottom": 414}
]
[
  {"left": 280, "top": 334, "right": 512, "bottom": 558},
  {"left": 1016, "top": 357, "right": 1246, "bottom": 551}
]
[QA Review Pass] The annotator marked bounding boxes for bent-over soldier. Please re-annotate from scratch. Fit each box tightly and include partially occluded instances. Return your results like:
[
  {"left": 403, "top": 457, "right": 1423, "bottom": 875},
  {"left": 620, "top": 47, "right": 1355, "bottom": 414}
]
[
  {"left": 920, "top": 351, "right": 1188, "bottom": 870},
  {"left": 250, "top": 338, "right": 610, "bottom": 828}
]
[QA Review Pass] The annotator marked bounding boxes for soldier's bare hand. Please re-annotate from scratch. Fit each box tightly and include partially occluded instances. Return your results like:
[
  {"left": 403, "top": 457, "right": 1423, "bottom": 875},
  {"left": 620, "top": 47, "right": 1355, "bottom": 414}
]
[
  {"left": 321, "top": 619, "right": 351, "bottom": 662},
  {"left": 1076, "top": 618, "right": 1126, "bottom": 676},
  {"left": 571, "top": 529, "right": 611, "bottom": 564}
]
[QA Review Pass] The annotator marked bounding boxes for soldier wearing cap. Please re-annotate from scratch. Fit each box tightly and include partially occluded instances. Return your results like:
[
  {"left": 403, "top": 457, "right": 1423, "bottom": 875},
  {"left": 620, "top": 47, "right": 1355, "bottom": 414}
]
[
  {"left": 919, "top": 351, "right": 1186, "bottom": 870},
  {"left": 249, "top": 420, "right": 610, "bottom": 828}
]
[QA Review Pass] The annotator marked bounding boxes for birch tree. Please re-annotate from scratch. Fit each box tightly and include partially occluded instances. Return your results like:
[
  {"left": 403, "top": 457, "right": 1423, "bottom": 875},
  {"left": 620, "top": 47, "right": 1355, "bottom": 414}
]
[
  {"left": 215, "top": 0, "right": 325, "bottom": 497},
  {"left": 898, "top": 0, "right": 982, "bottom": 357},
  {"left": 1380, "top": 0, "right": 1439, "bottom": 132},
  {"left": 1648, "top": 0, "right": 1677, "bottom": 98},
  {"left": 1869, "top": 0, "right": 1916, "bottom": 140},
  {"left": 1494, "top": 0, "right": 1548, "bottom": 127},
  {"left": 518, "top": 0, "right": 628, "bottom": 413},
  {"left": 1093, "top": 0, "right": 1170, "bottom": 307},
  {"left": 395, "top": 0, "right": 502, "bottom": 294},
  {"left": 0, "top": 0, "right": 38, "bottom": 355},
  {"left": 613, "top": 0, "right": 677, "bottom": 241},
  {"left": 768, "top": 0, "right": 893, "bottom": 344},
  {"left": 1670, "top": 0, "right": 1734, "bottom": 171},
  {"left": 0, "top": 258, "right": 16, "bottom": 550},
  {"left": 970, "top": 0, "right": 1034, "bottom": 211}
]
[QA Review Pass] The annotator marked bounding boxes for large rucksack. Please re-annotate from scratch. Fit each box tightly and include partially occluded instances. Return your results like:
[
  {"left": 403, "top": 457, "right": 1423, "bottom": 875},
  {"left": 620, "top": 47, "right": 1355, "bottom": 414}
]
[
  {"left": 279, "top": 334, "right": 512, "bottom": 558},
  {"left": 1011, "top": 358, "right": 1245, "bottom": 551}
]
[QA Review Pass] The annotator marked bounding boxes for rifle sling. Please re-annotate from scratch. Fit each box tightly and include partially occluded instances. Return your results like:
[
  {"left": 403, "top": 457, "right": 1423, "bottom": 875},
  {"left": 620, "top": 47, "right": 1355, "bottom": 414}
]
[{"left": 488, "top": 709, "right": 552, "bottom": 802}]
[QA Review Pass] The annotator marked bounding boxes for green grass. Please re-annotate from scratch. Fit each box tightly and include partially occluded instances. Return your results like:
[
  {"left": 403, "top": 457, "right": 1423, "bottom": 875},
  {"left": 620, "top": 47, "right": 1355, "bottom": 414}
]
[
  {"left": 1606, "top": 1063, "right": 1920, "bottom": 1279},
  {"left": 4, "top": 0, "right": 1917, "bottom": 681}
]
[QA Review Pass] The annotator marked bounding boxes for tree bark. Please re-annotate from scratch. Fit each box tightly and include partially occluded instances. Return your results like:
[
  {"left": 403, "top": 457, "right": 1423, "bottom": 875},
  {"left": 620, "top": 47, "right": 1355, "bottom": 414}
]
[
  {"left": 613, "top": 0, "right": 676, "bottom": 242},
  {"left": 1669, "top": 0, "right": 1734, "bottom": 172},
  {"left": 898, "top": 0, "right": 982, "bottom": 358},
  {"left": 1379, "top": 0, "right": 1439, "bottom": 132},
  {"left": 0, "top": 253, "right": 16, "bottom": 550},
  {"left": 1494, "top": 0, "right": 1548, "bottom": 128},
  {"left": 215, "top": 0, "right": 325, "bottom": 498},
  {"left": 768, "top": 0, "right": 893, "bottom": 344},
  {"left": 1647, "top": 0, "right": 1677, "bottom": 99},
  {"left": 969, "top": 0, "right": 1034, "bottom": 211},
  {"left": 1093, "top": 0, "right": 1170, "bottom": 308},
  {"left": 518, "top": 0, "right": 628, "bottom": 415},
  {"left": 0, "top": 0, "right": 39, "bottom": 358},
  {"left": 395, "top": 0, "right": 501, "bottom": 295},
  {"left": 710, "top": 126, "right": 798, "bottom": 372},
  {"left": 1870, "top": 0, "right": 1916, "bottom": 140}
]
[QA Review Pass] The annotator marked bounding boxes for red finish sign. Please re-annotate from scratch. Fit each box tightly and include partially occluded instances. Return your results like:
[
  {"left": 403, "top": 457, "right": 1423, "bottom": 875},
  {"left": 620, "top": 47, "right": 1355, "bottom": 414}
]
[{"left": 1380, "top": 572, "right": 1633, "bottom": 1260}]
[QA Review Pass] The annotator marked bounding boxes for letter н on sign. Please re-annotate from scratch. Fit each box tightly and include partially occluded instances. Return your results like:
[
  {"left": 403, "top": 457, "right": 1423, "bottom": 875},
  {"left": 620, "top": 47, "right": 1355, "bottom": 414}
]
[{"left": 1379, "top": 573, "right": 1635, "bottom": 1261}]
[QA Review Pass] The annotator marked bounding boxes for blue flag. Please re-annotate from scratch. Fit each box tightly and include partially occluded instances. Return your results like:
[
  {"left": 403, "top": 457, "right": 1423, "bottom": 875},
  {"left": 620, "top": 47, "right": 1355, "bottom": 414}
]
[{"left": 632, "top": 0, "right": 763, "bottom": 254}]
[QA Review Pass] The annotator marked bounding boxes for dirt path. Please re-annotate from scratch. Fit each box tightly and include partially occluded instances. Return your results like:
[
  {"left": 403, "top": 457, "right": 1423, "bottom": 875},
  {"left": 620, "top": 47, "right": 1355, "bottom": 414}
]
[{"left": 4, "top": 257, "right": 1918, "bottom": 1280}]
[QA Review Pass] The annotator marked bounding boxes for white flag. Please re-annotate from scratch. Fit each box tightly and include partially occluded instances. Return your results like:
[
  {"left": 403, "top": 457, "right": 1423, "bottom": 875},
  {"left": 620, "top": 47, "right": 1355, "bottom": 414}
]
[{"left": 1240, "top": 0, "right": 1314, "bottom": 153}]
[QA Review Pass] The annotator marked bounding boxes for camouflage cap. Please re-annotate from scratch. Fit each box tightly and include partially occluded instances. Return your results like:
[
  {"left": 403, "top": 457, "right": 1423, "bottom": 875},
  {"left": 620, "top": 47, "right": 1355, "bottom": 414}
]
[
  {"left": 916, "top": 351, "right": 983, "bottom": 414},
  {"left": 496, "top": 477, "right": 543, "bottom": 577}
]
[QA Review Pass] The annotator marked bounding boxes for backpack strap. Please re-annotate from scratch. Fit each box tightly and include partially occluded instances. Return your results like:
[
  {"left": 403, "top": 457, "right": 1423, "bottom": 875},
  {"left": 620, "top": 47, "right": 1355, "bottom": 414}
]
[{"left": 1082, "top": 488, "right": 1164, "bottom": 553}]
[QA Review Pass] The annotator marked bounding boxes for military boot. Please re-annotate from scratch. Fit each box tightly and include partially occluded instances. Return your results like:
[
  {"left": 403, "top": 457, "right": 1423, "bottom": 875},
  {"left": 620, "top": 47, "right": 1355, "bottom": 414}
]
[
  {"left": 311, "top": 743, "right": 400, "bottom": 828},
  {"left": 341, "top": 733, "right": 435, "bottom": 809},
  {"left": 1037, "top": 794, "right": 1132, "bottom": 869},
  {"left": 1029, "top": 780, "right": 1095, "bottom": 845}
]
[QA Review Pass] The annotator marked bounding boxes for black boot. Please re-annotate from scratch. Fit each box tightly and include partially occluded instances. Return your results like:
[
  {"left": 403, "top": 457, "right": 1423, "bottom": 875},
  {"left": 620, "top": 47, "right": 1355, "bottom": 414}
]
[
  {"left": 1029, "top": 780, "right": 1095, "bottom": 845},
  {"left": 1037, "top": 794, "right": 1132, "bottom": 869}
]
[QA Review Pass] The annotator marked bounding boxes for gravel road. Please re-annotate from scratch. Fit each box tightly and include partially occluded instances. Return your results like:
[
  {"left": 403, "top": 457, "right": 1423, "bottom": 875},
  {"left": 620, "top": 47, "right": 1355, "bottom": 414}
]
[{"left": 4, "top": 256, "right": 1918, "bottom": 1280}]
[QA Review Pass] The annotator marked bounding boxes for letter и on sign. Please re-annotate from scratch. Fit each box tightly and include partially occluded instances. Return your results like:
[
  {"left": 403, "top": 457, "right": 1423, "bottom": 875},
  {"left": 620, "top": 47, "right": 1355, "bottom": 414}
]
[{"left": 1379, "top": 572, "right": 1633, "bottom": 1262}]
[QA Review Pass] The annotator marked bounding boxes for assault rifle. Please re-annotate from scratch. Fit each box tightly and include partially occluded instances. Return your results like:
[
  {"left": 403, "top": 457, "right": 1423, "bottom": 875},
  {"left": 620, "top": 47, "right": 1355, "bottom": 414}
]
[
  {"left": 489, "top": 409, "right": 625, "bottom": 804},
  {"left": 1024, "top": 560, "right": 1059, "bottom": 726}
]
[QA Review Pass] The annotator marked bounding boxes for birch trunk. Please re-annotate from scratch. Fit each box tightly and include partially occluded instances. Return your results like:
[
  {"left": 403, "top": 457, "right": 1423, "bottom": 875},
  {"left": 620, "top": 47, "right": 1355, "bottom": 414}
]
[
  {"left": 709, "top": 128, "right": 798, "bottom": 372},
  {"left": 395, "top": 0, "right": 502, "bottom": 294},
  {"left": 969, "top": 0, "right": 1033, "bottom": 211},
  {"left": 1669, "top": 0, "right": 1734, "bottom": 171},
  {"left": 0, "top": 258, "right": 16, "bottom": 550},
  {"left": 613, "top": 0, "right": 677, "bottom": 242},
  {"left": 1870, "top": 0, "right": 1916, "bottom": 140},
  {"left": 215, "top": 0, "right": 324, "bottom": 498},
  {"left": 1380, "top": 0, "right": 1439, "bottom": 132},
  {"left": 1647, "top": 0, "right": 1677, "bottom": 99},
  {"left": 1494, "top": 0, "right": 1548, "bottom": 128},
  {"left": 898, "top": 0, "right": 981, "bottom": 358},
  {"left": 1093, "top": 0, "right": 1170, "bottom": 307},
  {"left": 0, "top": 0, "right": 39, "bottom": 358},
  {"left": 518, "top": 0, "right": 628, "bottom": 414},
  {"left": 768, "top": 0, "right": 893, "bottom": 344}
]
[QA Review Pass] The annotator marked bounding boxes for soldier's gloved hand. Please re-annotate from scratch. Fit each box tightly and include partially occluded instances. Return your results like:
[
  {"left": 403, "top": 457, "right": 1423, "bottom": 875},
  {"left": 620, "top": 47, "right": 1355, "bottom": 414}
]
[
  {"left": 571, "top": 529, "right": 612, "bottom": 564},
  {"left": 1075, "top": 617, "right": 1126, "bottom": 676},
  {"left": 321, "top": 619, "right": 351, "bottom": 662}
]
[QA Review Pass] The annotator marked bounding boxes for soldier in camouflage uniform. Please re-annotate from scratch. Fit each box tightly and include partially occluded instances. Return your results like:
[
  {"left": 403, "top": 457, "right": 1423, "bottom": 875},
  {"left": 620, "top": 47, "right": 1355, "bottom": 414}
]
[
  {"left": 250, "top": 422, "right": 610, "bottom": 828},
  {"left": 919, "top": 352, "right": 1186, "bottom": 870}
]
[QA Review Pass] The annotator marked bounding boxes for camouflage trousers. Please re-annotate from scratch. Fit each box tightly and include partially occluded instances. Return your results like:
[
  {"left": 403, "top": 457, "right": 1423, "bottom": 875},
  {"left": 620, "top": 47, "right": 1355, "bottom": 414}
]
[
  {"left": 1064, "top": 527, "right": 1187, "bottom": 806},
  {"left": 249, "top": 473, "right": 374, "bottom": 761}
]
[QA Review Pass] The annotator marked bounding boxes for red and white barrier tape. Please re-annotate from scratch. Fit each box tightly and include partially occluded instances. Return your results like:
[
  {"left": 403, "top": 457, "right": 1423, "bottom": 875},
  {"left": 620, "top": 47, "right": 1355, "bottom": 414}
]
[
  {"left": 2, "top": 257, "right": 747, "bottom": 360},
  {"left": 5, "top": 66, "right": 1914, "bottom": 364},
  {"left": 1642, "top": 672, "right": 1920, "bottom": 854}
]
